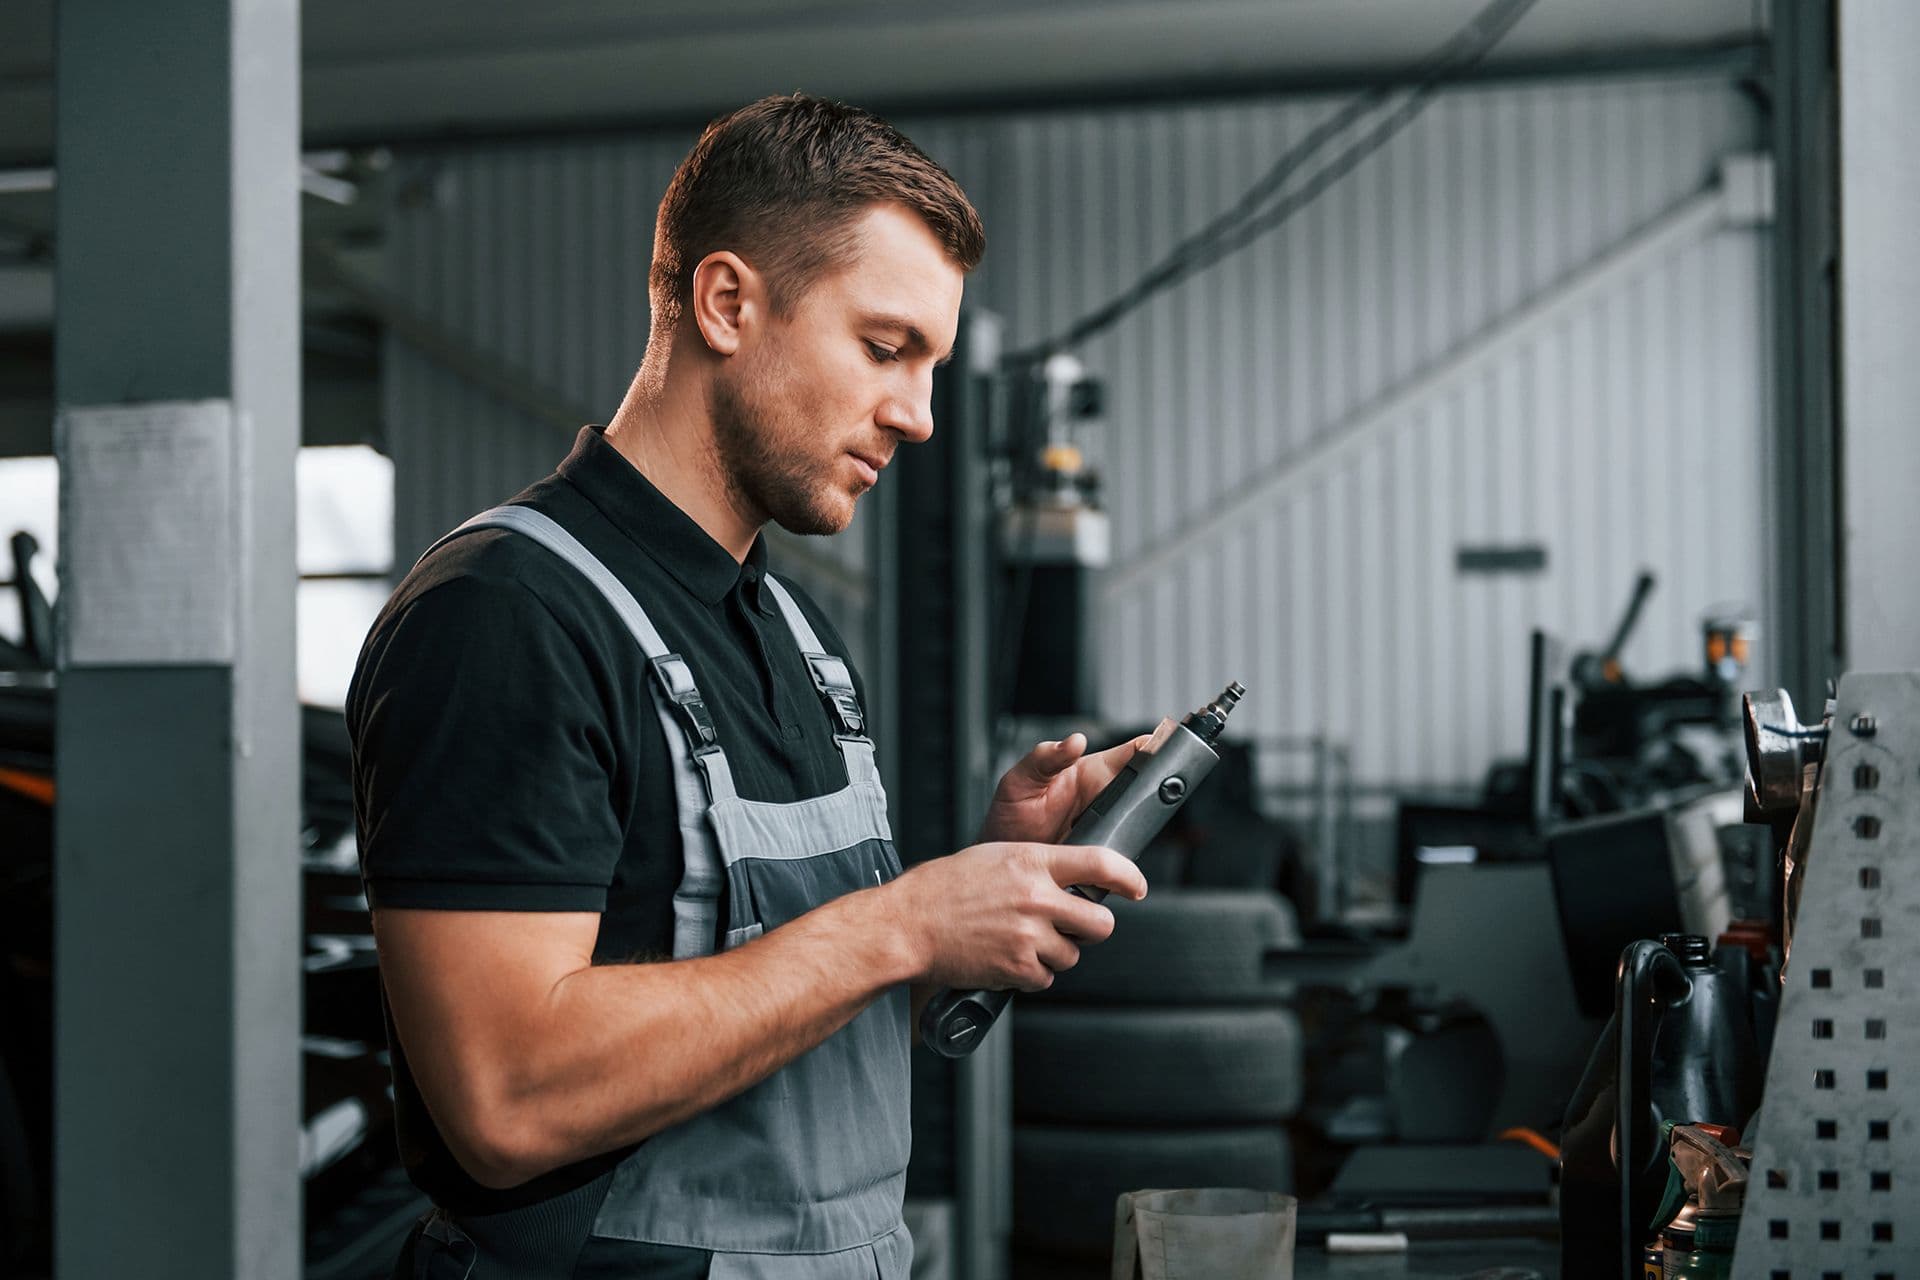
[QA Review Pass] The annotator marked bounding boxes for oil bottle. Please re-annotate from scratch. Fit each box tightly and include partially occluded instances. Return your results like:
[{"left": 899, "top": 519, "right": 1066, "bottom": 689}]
[{"left": 1559, "top": 935, "right": 1765, "bottom": 1278}]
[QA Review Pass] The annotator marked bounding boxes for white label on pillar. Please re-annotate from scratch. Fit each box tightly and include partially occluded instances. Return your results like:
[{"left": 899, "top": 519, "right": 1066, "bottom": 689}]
[{"left": 58, "top": 399, "right": 237, "bottom": 666}]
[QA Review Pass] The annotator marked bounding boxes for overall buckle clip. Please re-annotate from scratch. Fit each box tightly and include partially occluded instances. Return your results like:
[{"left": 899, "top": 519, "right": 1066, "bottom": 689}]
[
  {"left": 803, "top": 653, "right": 866, "bottom": 738},
  {"left": 650, "top": 654, "right": 719, "bottom": 753}
]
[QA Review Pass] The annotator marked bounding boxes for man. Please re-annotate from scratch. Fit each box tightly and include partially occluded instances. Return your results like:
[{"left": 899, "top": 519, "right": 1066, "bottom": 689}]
[{"left": 348, "top": 94, "right": 1148, "bottom": 1278}]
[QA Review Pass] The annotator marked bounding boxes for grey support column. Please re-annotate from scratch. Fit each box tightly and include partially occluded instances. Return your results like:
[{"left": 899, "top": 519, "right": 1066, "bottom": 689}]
[
  {"left": 1766, "top": 0, "right": 1839, "bottom": 708},
  {"left": 1837, "top": 0, "right": 1920, "bottom": 671},
  {"left": 54, "top": 1, "right": 301, "bottom": 1277}
]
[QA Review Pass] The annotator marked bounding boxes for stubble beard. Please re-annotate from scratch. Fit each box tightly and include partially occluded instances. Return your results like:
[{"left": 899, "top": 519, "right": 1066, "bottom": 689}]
[{"left": 710, "top": 369, "right": 859, "bottom": 537}]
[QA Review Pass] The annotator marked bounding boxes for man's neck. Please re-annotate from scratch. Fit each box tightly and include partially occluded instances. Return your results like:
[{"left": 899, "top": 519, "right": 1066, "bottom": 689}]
[{"left": 603, "top": 358, "right": 760, "bottom": 563}]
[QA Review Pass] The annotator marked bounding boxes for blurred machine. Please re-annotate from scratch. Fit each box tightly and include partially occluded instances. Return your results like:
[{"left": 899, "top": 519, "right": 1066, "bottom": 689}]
[
  {"left": 996, "top": 353, "right": 1110, "bottom": 720},
  {"left": 888, "top": 313, "right": 1906, "bottom": 1277},
  {"left": 1255, "top": 577, "right": 1767, "bottom": 1229},
  {"left": 1489, "top": 572, "right": 1755, "bottom": 826},
  {"left": 1555, "top": 674, "right": 1920, "bottom": 1277}
]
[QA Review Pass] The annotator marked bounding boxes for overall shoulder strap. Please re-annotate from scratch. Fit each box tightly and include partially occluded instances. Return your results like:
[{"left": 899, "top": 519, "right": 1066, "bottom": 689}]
[
  {"left": 760, "top": 574, "right": 880, "bottom": 789},
  {"left": 431, "top": 505, "right": 737, "bottom": 958},
  {"left": 426, "top": 504, "right": 670, "bottom": 653},
  {"left": 433, "top": 506, "right": 733, "bottom": 772}
]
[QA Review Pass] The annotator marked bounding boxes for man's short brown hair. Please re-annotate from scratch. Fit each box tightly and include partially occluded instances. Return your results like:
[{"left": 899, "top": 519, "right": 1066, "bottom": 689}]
[{"left": 650, "top": 94, "right": 985, "bottom": 330}]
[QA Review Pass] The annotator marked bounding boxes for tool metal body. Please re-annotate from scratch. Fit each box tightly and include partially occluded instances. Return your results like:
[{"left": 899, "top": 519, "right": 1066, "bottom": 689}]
[{"left": 920, "top": 683, "right": 1244, "bottom": 1058}]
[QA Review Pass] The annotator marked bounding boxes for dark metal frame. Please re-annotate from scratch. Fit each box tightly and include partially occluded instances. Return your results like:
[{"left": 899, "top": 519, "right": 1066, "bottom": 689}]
[
  {"left": 875, "top": 309, "right": 1005, "bottom": 1280},
  {"left": 1764, "top": 0, "right": 1841, "bottom": 712}
]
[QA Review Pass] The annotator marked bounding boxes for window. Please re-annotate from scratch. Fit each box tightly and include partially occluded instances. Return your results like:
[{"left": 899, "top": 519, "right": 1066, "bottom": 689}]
[
  {"left": 0, "top": 456, "right": 58, "bottom": 656},
  {"left": 0, "top": 447, "right": 394, "bottom": 707},
  {"left": 295, "top": 445, "right": 396, "bottom": 707}
]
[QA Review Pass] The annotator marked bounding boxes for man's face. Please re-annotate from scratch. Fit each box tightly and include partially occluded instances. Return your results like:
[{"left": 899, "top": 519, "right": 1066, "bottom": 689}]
[{"left": 711, "top": 201, "right": 966, "bottom": 536}]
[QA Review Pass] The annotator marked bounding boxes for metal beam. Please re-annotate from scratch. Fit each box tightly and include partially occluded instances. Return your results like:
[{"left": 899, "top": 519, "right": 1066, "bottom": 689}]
[
  {"left": 1766, "top": 0, "right": 1840, "bottom": 709},
  {"left": 53, "top": 1, "right": 301, "bottom": 1277},
  {"left": 0, "top": 333, "right": 383, "bottom": 460},
  {"left": 307, "top": 246, "right": 585, "bottom": 434},
  {"left": 292, "top": 44, "right": 1768, "bottom": 165},
  {"left": 1106, "top": 173, "right": 1744, "bottom": 596}
]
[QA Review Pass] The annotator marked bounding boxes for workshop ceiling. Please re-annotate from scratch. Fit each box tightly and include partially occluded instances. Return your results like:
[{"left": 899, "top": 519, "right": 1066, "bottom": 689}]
[{"left": 0, "top": 0, "right": 1765, "bottom": 164}]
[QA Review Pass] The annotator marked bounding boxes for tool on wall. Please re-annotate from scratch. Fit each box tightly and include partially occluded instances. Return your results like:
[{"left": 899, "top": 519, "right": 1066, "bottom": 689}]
[{"left": 920, "top": 682, "right": 1245, "bottom": 1058}]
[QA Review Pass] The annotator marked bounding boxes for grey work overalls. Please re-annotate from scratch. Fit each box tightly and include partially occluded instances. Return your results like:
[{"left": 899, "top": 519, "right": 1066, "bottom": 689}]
[{"left": 408, "top": 505, "right": 913, "bottom": 1279}]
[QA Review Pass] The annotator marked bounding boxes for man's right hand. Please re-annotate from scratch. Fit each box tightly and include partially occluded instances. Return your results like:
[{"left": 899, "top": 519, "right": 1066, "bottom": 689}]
[
  {"left": 880, "top": 842, "right": 1148, "bottom": 992},
  {"left": 371, "top": 842, "right": 1143, "bottom": 1190}
]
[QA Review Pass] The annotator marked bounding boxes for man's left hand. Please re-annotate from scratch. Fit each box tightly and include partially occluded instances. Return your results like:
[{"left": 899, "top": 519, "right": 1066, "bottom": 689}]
[{"left": 977, "top": 732, "right": 1153, "bottom": 846}]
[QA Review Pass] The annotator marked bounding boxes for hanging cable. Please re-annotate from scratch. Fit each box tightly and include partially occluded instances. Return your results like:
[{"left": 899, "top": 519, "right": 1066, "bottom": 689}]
[{"left": 1002, "top": 0, "right": 1540, "bottom": 366}]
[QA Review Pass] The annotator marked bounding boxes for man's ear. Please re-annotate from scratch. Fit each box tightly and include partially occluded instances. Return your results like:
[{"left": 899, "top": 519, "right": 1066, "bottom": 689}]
[{"left": 690, "top": 251, "right": 761, "bottom": 356}]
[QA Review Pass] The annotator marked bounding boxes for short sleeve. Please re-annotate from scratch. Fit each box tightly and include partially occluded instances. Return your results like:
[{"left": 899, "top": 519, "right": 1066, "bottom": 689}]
[{"left": 348, "top": 573, "right": 623, "bottom": 911}]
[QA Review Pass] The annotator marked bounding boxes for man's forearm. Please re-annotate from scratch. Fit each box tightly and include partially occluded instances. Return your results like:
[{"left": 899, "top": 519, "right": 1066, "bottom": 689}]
[{"left": 486, "top": 886, "right": 919, "bottom": 1185}]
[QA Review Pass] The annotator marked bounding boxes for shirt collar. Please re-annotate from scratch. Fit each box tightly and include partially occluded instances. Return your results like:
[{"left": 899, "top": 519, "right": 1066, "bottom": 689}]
[{"left": 557, "top": 426, "right": 768, "bottom": 605}]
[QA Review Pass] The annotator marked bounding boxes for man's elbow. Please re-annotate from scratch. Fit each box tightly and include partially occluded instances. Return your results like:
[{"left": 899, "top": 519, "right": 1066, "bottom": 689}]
[
  {"left": 443, "top": 1090, "right": 668, "bottom": 1189},
  {"left": 444, "top": 1104, "right": 559, "bottom": 1191}
]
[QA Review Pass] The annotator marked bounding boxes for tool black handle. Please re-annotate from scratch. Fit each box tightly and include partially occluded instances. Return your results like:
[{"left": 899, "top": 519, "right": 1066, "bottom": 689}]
[
  {"left": 919, "top": 702, "right": 1236, "bottom": 1059},
  {"left": 918, "top": 880, "right": 1123, "bottom": 1058},
  {"left": 920, "top": 988, "right": 1012, "bottom": 1058}
]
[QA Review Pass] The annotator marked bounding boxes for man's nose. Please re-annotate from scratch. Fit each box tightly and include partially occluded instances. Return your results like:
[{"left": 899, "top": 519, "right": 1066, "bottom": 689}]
[{"left": 878, "top": 385, "right": 935, "bottom": 444}]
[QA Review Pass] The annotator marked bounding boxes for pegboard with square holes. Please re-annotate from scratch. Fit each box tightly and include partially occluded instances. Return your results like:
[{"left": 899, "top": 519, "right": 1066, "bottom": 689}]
[{"left": 1734, "top": 672, "right": 1920, "bottom": 1275}]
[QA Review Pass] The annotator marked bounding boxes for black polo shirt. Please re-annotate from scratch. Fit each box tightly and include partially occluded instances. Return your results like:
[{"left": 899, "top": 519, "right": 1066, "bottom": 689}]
[{"left": 346, "top": 424, "right": 869, "bottom": 1213}]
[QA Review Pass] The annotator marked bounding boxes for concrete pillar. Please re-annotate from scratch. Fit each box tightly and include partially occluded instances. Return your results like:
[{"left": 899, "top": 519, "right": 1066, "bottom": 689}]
[
  {"left": 53, "top": 0, "right": 301, "bottom": 1275},
  {"left": 1837, "top": 0, "right": 1920, "bottom": 671}
]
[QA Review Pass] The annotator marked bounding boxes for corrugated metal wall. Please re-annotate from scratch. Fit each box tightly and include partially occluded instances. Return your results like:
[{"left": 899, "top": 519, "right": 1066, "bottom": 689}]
[
  {"left": 385, "top": 134, "right": 687, "bottom": 553},
  {"left": 383, "top": 72, "right": 1765, "bottom": 795},
  {"left": 382, "top": 132, "right": 881, "bottom": 670}
]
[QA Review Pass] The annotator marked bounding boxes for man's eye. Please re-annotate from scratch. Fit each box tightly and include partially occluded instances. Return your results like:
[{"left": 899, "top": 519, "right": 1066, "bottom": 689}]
[{"left": 865, "top": 342, "right": 898, "bottom": 363}]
